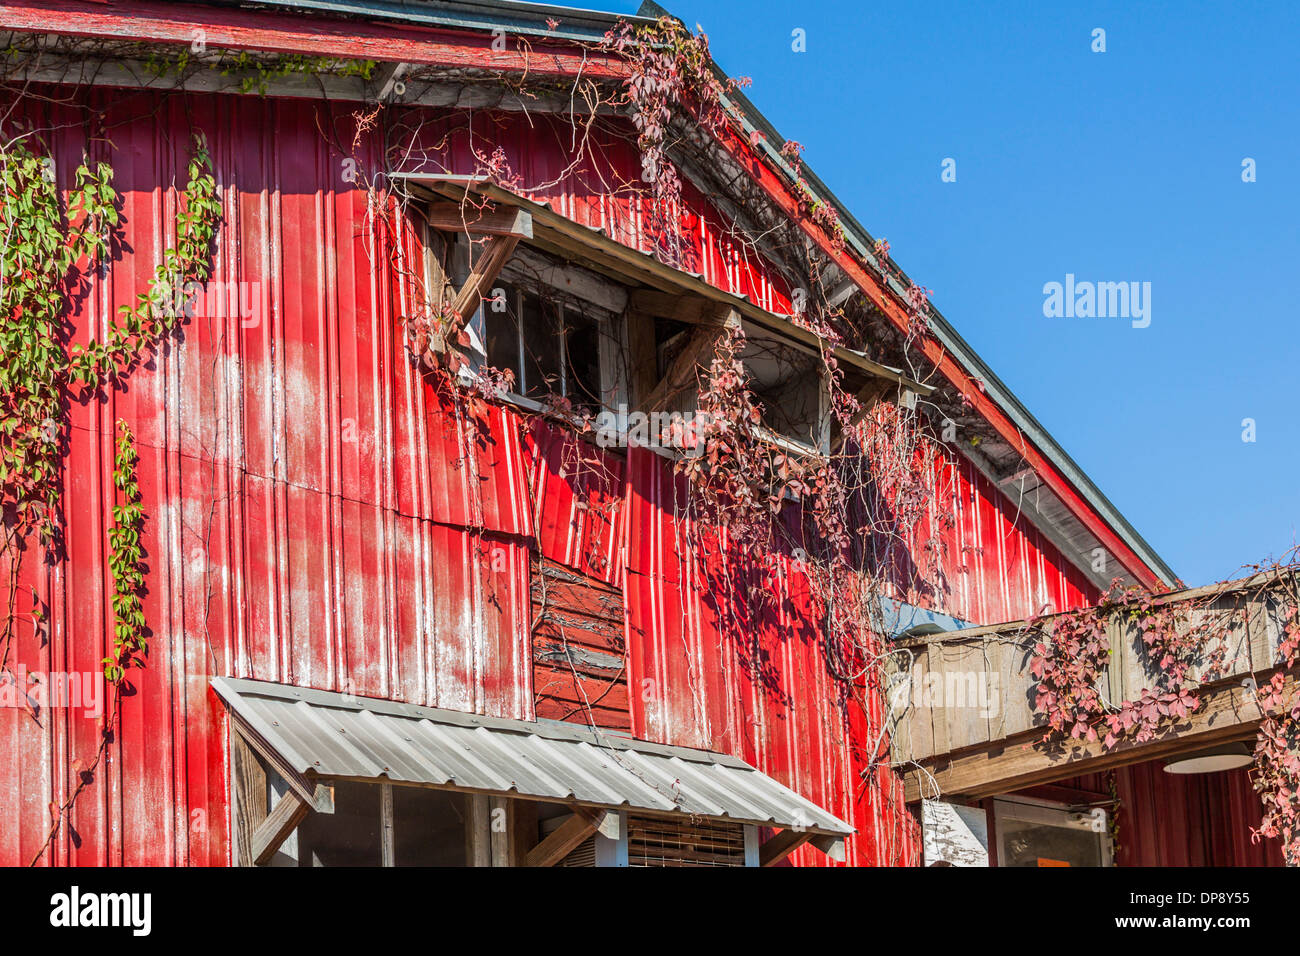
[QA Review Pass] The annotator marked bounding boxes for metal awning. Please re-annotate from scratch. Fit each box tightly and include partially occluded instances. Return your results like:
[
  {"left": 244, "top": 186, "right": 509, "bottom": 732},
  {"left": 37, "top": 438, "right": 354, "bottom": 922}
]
[{"left": 211, "top": 677, "right": 854, "bottom": 837}]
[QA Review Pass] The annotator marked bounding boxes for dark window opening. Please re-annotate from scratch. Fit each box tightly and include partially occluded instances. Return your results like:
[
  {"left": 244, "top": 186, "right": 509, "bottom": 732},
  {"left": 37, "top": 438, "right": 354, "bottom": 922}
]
[
  {"left": 285, "top": 779, "right": 470, "bottom": 867},
  {"left": 739, "top": 336, "right": 825, "bottom": 451},
  {"left": 296, "top": 780, "right": 382, "bottom": 867},
  {"left": 481, "top": 282, "right": 604, "bottom": 414},
  {"left": 392, "top": 787, "right": 470, "bottom": 867}
]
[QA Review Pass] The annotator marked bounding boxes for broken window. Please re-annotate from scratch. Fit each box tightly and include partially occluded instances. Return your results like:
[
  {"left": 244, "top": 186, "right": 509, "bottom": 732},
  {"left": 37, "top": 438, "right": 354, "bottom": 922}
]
[{"left": 739, "top": 333, "right": 827, "bottom": 452}]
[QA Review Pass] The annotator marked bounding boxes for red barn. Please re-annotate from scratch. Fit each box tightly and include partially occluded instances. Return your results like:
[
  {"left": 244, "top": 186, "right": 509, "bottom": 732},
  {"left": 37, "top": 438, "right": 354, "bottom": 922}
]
[{"left": 0, "top": 0, "right": 1280, "bottom": 868}]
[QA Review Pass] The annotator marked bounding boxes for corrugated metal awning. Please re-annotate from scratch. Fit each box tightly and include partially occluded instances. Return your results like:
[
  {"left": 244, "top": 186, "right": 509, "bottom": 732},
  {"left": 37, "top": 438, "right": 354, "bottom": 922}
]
[{"left": 211, "top": 677, "right": 853, "bottom": 837}]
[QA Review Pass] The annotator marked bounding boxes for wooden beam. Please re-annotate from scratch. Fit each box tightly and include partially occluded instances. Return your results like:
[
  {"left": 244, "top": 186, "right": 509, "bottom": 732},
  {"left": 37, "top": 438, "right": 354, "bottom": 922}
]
[
  {"left": 380, "top": 782, "right": 395, "bottom": 867},
  {"left": 523, "top": 807, "right": 605, "bottom": 867},
  {"left": 902, "top": 669, "right": 1290, "bottom": 802},
  {"left": 759, "top": 828, "right": 814, "bottom": 867},
  {"left": 231, "top": 728, "right": 267, "bottom": 867},
  {"left": 640, "top": 307, "right": 737, "bottom": 413},
  {"left": 426, "top": 201, "right": 532, "bottom": 240},
  {"left": 509, "top": 799, "right": 540, "bottom": 867},
  {"left": 630, "top": 289, "right": 725, "bottom": 325},
  {"left": 251, "top": 791, "right": 310, "bottom": 866},
  {"left": 449, "top": 234, "right": 519, "bottom": 322},
  {"left": 231, "top": 723, "right": 333, "bottom": 813},
  {"left": 624, "top": 308, "right": 659, "bottom": 407},
  {"left": 0, "top": 1, "right": 631, "bottom": 83},
  {"left": 810, "top": 834, "right": 847, "bottom": 862},
  {"left": 466, "top": 794, "right": 492, "bottom": 867}
]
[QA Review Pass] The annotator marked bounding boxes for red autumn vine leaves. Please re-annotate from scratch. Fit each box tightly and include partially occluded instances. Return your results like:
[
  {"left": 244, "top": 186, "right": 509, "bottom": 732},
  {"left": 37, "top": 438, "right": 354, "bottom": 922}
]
[
  {"left": 1251, "top": 613, "right": 1300, "bottom": 863},
  {"left": 1029, "top": 582, "right": 1229, "bottom": 750}
]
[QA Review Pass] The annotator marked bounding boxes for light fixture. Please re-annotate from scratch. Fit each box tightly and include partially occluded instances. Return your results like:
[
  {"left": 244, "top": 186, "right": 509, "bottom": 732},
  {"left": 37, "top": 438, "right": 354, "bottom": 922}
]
[{"left": 1162, "top": 742, "right": 1253, "bottom": 775}]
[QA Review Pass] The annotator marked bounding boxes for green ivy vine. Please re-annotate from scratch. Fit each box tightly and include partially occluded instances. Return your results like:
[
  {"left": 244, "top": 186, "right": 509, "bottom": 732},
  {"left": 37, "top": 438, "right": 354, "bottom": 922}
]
[{"left": 0, "top": 128, "right": 222, "bottom": 863}]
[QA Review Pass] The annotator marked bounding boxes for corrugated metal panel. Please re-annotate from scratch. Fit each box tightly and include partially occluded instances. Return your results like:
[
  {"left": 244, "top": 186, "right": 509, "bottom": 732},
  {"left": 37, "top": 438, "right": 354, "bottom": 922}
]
[
  {"left": 211, "top": 677, "right": 854, "bottom": 835},
  {"left": 524, "top": 421, "right": 626, "bottom": 586}
]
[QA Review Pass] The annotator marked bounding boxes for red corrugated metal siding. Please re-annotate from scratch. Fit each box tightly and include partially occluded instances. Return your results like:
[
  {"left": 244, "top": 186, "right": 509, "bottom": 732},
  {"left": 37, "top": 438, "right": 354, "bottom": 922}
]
[
  {"left": 916, "top": 452, "right": 1096, "bottom": 625},
  {"left": 1057, "top": 766, "right": 1281, "bottom": 866},
  {"left": 3, "top": 92, "right": 533, "bottom": 865},
  {"left": 3, "top": 85, "right": 1103, "bottom": 867},
  {"left": 623, "top": 447, "right": 920, "bottom": 866},
  {"left": 524, "top": 421, "right": 627, "bottom": 587},
  {"left": 393, "top": 112, "right": 796, "bottom": 315}
]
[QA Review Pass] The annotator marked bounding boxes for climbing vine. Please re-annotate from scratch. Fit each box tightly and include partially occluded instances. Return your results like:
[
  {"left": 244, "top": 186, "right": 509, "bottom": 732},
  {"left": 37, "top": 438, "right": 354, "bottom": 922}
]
[
  {"left": 1251, "top": 609, "right": 1300, "bottom": 864},
  {"left": 1027, "top": 568, "right": 1300, "bottom": 864},
  {"left": 1, "top": 124, "right": 221, "bottom": 863}
]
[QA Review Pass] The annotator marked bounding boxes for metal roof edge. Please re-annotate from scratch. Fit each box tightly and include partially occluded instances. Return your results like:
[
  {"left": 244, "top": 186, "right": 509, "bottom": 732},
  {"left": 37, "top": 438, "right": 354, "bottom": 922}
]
[{"left": 200, "top": 0, "right": 655, "bottom": 43}]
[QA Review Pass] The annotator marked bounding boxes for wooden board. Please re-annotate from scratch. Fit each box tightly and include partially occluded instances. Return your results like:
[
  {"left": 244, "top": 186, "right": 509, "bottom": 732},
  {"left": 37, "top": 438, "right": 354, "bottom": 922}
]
[{"left": 531, "top": 558, "right": 630, "bottom": 730}]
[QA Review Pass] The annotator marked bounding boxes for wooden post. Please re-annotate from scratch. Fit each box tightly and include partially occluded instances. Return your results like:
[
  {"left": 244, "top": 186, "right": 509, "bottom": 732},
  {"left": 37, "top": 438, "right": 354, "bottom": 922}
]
[
  {"left": 250, "top": 791, "right": 310, "bottom": 866},
  {"left": 231, "top": 728, "right": 267, "bottom": 867},
  {"left": 380, "top": 783, "right": 395, "bottom": 867},
  {"left": 466, "top": 794, "right": 492, "bottom": 867}
]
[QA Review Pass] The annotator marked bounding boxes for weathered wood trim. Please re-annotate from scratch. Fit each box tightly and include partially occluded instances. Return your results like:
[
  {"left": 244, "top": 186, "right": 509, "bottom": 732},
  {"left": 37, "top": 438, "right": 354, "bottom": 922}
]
[
  {"left": 426, "top": 201, "right": 533, "bottom": 240},
  {"left": 449, "top": 234, "right": 520, "bottom": 324},
  {"left": 380, "top": 782, "right": 395, "bottom": 867},
  {"left": 759, "top": 828, "right": 814, "bottom": 867},
  {"left": 641, "top": 309, "right": 736, "bottom": 413},
  {"left": 903, "top": 667, "right": 1292, "bottom": 802},
  {"left": 231, "top": 727, "right": 268, "bottom": 867},
  {"left": 230, "top": 722, "right": 334, "bottom": 813},
  {"left": 251, "top": 791, "right": 310, "bottom": 866},
  {"left": 523, "top": 807, "right": 605, "bottom": 867}
]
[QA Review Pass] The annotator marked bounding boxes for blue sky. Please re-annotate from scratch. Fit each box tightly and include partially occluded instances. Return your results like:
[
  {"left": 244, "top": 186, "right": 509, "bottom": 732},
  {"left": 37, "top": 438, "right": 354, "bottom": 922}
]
[{"left": 578, "top": 0, "right": 1299, "bottom": 586}]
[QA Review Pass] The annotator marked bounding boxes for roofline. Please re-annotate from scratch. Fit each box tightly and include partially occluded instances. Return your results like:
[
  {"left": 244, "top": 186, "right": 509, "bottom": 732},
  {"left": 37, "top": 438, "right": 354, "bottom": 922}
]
[
  {"left": 6, "top": 0, "right": 1176, "bottom": 587},
  {"left": 715, "top": 74, "right": 1178, "bottom": 588},
  {"left": 201, "top": 0, "right": 652, "bottom": 43}
]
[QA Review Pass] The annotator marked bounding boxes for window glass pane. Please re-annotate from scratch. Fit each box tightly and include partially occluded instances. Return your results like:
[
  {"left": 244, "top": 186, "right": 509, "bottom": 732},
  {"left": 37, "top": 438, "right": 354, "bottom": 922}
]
[
  {"left": 998, "top": 818, "right": 1104, "bottom": 867},
  {"left": 393, "top": 787, "right": 470, "bottom": 867},
  {"left": 521, "top": 291, "right": 562, "bottom": 399},
  {"left": 483, "top": 283, "right": 522, "bottom": 387},
  {"left": 563, "top": 309, "right": 603, "bottom": 413}
]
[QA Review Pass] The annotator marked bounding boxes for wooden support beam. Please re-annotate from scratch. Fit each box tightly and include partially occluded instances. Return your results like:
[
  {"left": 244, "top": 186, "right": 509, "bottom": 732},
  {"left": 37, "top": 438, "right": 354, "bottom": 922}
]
[
  {"left": 625, "top": 307, "right": 659, "bottom": 407},
  {"left": 380, "top": 782, "right": 395, "bottom": 867},
  {"left": 759, "top": 828, "right": 814, "bottom": 867},
  {"left": 466, "top": 794, "right": 492, "bottom": 867},
  {"left": 523, "top": 807, "right": 606, "bottom": 867},
  {"left": 251, "top": 791, "right": 310, "bottom": 866},
  {"left": 509, "top": 799, "right": 540, "bottom": 867},
  {"left": 810, "top": 834, "right": 847, "bottom": 862},
  {"left": 902, "top": 669, "right": 1291, "bottom": 802},
  {"left": 449, "top": 234, "right": 520, "bottom": 323},
  {"left": 232, "top": 724, "right": 333, "bottom": 813},
  {"left": 231, "top": 728, "right": 267, "bottom": 867},
  {"left": 426, "top": 201, "right": 533, "bottom": 240},
  {"left": 640, "top": 307, "right": 737, "bottom": 413},
  {"left": 630, "top": 289, "right": 726, "bottom": 325}
]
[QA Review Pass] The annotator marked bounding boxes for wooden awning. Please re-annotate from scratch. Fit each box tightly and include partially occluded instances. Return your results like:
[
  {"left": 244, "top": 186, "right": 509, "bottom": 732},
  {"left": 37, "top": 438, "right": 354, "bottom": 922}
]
[
  {"left": 890, "top": 571, "right": 1296, "bottom": 801},
  {"left": 390, "top": 172, "right": 933, "bottom": 409}
]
